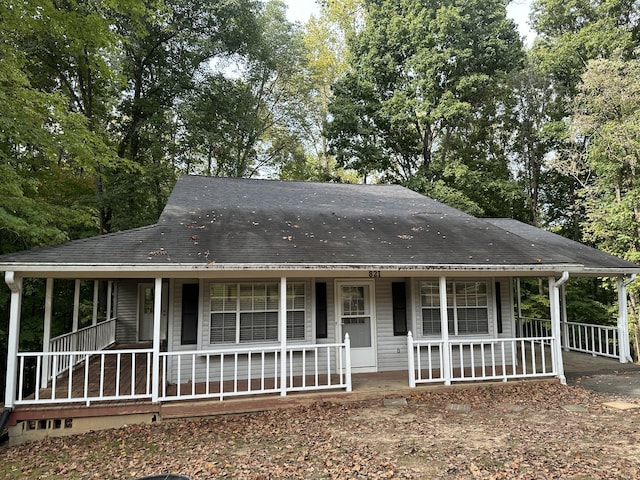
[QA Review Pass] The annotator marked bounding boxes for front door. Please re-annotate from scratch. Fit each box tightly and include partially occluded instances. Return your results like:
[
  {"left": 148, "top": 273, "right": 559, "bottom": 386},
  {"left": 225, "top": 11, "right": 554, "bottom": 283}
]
[
  {"left": 138, "top": 284, "right": 154, "bottom": 341},
  {"left": 337, "top": 282, "right": 377, "bottom": 370}
]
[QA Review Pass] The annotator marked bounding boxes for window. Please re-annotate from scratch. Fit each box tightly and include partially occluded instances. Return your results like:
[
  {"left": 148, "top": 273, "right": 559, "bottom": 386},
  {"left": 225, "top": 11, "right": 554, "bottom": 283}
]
[
  {"left": 210, "top": 282, "right": 306, "bottom": 344},
  {"left": 420, "top": 281, "right": 489, "bottom": 336}
]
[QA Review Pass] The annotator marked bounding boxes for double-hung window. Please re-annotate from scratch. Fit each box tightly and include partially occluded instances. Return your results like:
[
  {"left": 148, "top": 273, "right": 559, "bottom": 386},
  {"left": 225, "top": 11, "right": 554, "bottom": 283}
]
[
  {"left": 420, "top": 281, "right": 489, "bottom": 336},
  {"left": 210, "top": 282, "right": 306, "bottom": 344}
]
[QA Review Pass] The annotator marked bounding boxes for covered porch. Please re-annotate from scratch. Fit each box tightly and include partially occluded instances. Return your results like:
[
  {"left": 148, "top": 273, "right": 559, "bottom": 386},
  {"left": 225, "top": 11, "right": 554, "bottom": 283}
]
[{"left": 4, "top": 271, "right": 636, "bottom": 410}]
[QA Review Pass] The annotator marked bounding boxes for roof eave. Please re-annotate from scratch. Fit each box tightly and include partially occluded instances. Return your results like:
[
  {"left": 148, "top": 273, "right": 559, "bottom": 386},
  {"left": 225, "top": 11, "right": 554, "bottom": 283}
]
[{"left": 1, "top": 262, "right": 638, "bottom": 278}]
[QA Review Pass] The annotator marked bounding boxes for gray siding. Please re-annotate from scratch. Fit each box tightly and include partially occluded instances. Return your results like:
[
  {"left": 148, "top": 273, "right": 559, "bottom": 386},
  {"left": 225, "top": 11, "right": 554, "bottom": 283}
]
[
  {"left": 496, "top": 277, "right": 515, "bottom": 338},
  {"left": 115, "top": 280, "right": 139, "bottom": 343},
  {"left": 375, "top": 278, "right": 411, "bottom": 372}
]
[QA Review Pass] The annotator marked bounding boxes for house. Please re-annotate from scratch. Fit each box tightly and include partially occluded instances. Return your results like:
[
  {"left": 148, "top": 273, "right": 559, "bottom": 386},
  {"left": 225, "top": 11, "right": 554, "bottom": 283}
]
[{"left": 1, "top": 175, "right": 638, "bottom": 442}]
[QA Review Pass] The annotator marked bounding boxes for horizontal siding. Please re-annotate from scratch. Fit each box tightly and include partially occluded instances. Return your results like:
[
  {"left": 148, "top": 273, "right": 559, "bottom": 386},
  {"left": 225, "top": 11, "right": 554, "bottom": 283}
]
[
  {"left": 375, "top": 278, "right": 411, "bottom": 372},
  {"left": 115, "top": 280, "right": 139, "bottom": 343},
  {"left": 497, "top": 278, "right": 515, "bottom": 338}
]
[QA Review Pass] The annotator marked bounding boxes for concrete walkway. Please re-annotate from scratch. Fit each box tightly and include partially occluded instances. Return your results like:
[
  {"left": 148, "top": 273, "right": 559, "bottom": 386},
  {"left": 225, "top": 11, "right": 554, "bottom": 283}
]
[{"left": 563, "top": 350, "right": 640, "bottom": 396}]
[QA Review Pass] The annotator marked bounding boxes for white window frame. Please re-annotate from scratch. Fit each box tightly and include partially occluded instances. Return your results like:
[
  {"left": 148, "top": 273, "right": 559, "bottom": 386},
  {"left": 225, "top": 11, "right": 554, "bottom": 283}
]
[
  {"left": 209, "top": 281, "right": 306, "bottom": 345},
  {"left": 419, "top": 280, "right": 491, "bottom": 337}
]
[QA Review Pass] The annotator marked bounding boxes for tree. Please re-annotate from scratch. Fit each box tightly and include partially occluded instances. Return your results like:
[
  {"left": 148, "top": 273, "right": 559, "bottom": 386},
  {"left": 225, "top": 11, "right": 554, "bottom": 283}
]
[
  {"left": 529, "top": 0, "right": 640, "bottom": 233},
  {"left": 325, "top": 0, "right": 525, "bottom": 216},
  {"left": 0, "top": 2, "right": 108, "bottom": 253},
  {"left": 179, "top": 0, "right": 310, "bottom": 179},
  {"left": 102, "top": 0, "right": 261, "bottom": 230},
  {"left": 569, "top": 55, "right": 640, "bottom": 358}
]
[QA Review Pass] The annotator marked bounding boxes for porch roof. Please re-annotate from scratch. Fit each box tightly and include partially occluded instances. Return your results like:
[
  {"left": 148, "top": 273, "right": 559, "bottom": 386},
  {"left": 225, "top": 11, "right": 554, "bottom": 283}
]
[{"left": 0, "top": 176, "right": 637, "bottom": 277}]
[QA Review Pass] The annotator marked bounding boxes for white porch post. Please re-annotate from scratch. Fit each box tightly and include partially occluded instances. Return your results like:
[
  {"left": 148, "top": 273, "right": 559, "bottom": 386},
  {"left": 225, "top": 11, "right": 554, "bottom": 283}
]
[
  {"left": 106, "top": 281, "right": 113, "bottom": 320},
  {"left": 516, "top": 278, "right": 523, "bottom": 338},
  {"left": 42, "top": 278, "right": 54, "bottom": 388},
  {"left": 439, "top": 276, "right": 451, "bottom": 385},
  {"left": 279, "top": 276, "right": 287, "bottom": 396},
  {"left": 92, "top": 280, "right": 99, "bottom": 326},
  {"left": 560, "top": 283, "right": 569, "bottom": 351},
  {"left": 151, "top": 277, "right": 163, "bottom": 403},
  {"left": 4, "top": 272, "right": 23, "bottom": 409},
  {"left": 549, "top": 273, "right": 568, "bottom": 385},
  {"left": 407, "top": 331, "right": 416, "bottom": 387},
  {"left": 617, "top": 277, "right": 632, "bottom": 363},
  {"left": 72, "top": 279, "right": 81, "bottom": 351}
]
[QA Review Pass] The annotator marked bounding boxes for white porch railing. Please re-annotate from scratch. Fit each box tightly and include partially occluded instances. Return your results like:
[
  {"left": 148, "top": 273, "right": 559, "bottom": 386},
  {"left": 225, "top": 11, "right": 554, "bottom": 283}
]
[
  {"left": 14, "top": 339, "right": 351, "bottom": 406},
  {"left": 408, "top": 333, "right": 557, "bottom": 386},
  {"left": 49, "top": 319, "right": 117, "bottom": 375},
  {"left": 519, "top": 317, "right": 552, "bottom": 343},
  {"left": 15, "top": 348, "right": 153, "bottom": 406},
  {"left": 518, "top": 316, "right": 620, "bottom": 359},
  {"left": 563, "top": 321, "right": 619, "bottom": 358},
  {"left": 159, "top": 340, "right": 351, "bottom": 402}
]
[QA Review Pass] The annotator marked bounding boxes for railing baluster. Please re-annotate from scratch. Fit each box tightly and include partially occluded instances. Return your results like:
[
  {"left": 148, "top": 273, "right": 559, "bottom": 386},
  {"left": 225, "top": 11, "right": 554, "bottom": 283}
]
[
  {"left": 68, "top": 354, "right": 74, "bottom": 399},
  {"left": 114, "top": 353, "right": 121, "bottom": 398},
  {"left": 219, "top": 353, "right": 225, "bottom": 400},
  {"left": 84, "top": 354, "right": 90, "bottom": 402},
  {"left": 51, "top": 355, "right": 58, "bottom": 400},
  {"left": 131, "top": 352, "right": 136, "bottom": 396},
  {"left": 177, "top": 354, "right": 182, "bottom": 397},
  {"left": 206, "top": 354, "right": 211, "bottom": 396},
  {"left": 192, "top": 353, "right": 196, "bottom": 396}
]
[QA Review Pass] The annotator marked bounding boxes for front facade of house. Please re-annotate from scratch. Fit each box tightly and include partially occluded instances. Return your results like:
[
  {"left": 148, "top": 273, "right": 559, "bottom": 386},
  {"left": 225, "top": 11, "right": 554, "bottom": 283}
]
[{"left": 1, "top": 176, "right": 638, "bottom": 442}]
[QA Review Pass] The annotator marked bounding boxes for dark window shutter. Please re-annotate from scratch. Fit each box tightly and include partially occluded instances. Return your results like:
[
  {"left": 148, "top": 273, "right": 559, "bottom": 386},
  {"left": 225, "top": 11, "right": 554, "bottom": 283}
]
[
  {"left": 316, "top": 282, "right": 328, "bottom": 339},
  {"left": 392, "top": 282, "right": 408, "bottom": 336},
  {"left": 181, "top": 284, "right": 199, "bottom": 345},
  {"left": 495, "top": 281, "right": 503, "bottom": 334}
]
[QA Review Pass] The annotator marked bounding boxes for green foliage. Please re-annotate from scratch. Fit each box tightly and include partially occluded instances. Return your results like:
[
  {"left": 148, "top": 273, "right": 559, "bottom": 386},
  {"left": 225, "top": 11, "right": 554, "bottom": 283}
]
[
  {"left": 325, "top": 0, "right": 525, "bottom": 216},
  {"left": 518, "top": 278, "right": 614, "bottom": 325}
]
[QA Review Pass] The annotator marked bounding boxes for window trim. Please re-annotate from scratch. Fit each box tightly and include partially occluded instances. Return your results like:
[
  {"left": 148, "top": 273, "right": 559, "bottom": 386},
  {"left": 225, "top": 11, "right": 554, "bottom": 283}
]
[
  {"left": 419, "top": 280, "right": 491, "bottom": 337},
  {"left": 209, "top": 281, "right": 306, "bottom": 345}
]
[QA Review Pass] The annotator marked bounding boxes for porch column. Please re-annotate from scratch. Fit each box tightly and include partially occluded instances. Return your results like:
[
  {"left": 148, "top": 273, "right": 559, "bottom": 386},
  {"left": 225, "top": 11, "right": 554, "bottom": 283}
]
[
  {"left": 42, "top": 278, "right": 54, "bottom": 388},
  {"left": 549, "top": 273, "right": 568, "bottom": 385},
  {"left": 279, "top": 276, "right": 287, "bottom": 396},
  {"left": 4, "top": 272, "right": 23, "bottom": 409},
  {"left": 516, "top": 278, "right": 523, "bottom": 338},
  {"left": 560, "top": 283, "right": 569, "bottom": 351},
  {"left": 72, "top": 279, "right": 80, "bottom": 351},
  {"left": 151, "top": 277, "right": 163, "bottom": 403},
  {"left": 617, "top": 277, "right": 632, "bottom": 363},
  {"left": 92, "top": 280, "right": 99, "bottom": 326},
  {"left": 439, "top": 276, "right": 451, "bottom": 386},
  {"left": 106, "top": 281, "right": 113, "bottom": 320}
]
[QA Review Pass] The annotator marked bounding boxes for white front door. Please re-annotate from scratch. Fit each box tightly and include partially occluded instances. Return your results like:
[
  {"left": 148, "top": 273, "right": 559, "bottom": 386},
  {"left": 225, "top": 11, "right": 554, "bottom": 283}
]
[
  {"left": 337, "top": 281, "right": 377, "bottom": 370},
  {"left": 138, "top": 282, "right": 169, "bottom": 342},
  {"left": 138, "top": 284, "right": 154, "bottom": 342}
]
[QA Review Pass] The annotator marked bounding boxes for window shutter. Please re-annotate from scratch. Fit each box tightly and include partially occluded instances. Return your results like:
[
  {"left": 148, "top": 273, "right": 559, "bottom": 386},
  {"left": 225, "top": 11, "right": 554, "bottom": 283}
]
[
  {"left": 181, "top": 284, "right": 199, "bottom": 345},
  {"left": 495, "top": 281, "right": 503, "bottom": 334},
  {"left": 316, "top": 282, "right": 328, "bottom": 339},
  {"left": 392, "top": 282, "right": 408, "bottom": 336}
]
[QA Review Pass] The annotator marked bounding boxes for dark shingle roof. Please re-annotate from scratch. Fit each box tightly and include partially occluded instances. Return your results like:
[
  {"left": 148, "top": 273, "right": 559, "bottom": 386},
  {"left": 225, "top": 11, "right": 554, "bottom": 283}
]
[
  {"left": 0, "top": 176, "right": 637, "bottom": 274},
  {"left": 484, "top": 219, "right": 635, "bottom": 271}
]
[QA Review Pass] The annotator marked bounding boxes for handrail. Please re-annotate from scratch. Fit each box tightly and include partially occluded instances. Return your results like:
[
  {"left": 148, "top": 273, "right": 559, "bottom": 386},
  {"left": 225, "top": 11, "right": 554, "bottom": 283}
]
[
  {"left": 408, "top": 333, "right": 557, "bottom": 386},
  {"left": 49, "top": 317, "right": 116, "bottom": 344},
  {"left": 517, "top": 316, "right": 620, "bottom": 359},
  {"left": 159, "top": 340, "right": 351, "bottom": 401}
]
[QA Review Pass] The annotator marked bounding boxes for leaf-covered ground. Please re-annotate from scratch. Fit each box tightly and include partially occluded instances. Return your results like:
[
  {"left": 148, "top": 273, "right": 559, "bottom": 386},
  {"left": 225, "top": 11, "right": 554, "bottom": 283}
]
[{"left": 2, "top": 382, "right": 640, "bottom": 479}]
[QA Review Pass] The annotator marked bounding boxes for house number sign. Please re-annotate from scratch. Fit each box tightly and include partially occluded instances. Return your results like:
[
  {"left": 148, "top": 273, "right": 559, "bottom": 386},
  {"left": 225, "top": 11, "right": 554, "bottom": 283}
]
[{"left": 368, "top": 270, "right": 381, "bottom": 278}]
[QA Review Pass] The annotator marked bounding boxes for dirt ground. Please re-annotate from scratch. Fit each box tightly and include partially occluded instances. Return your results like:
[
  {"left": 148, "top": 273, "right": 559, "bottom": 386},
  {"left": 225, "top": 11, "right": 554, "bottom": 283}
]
[{"left": 1, "top": 381, "right": 640, "bottom": 479}]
